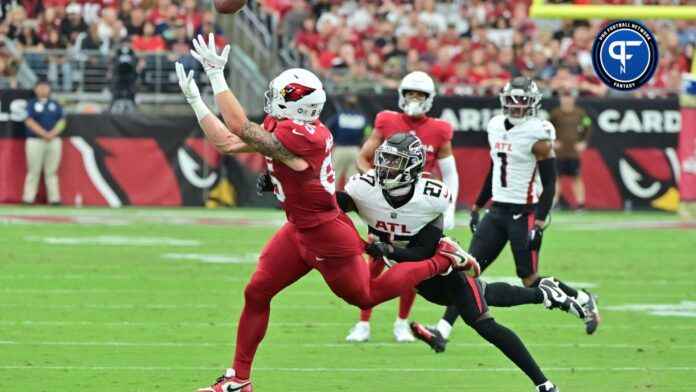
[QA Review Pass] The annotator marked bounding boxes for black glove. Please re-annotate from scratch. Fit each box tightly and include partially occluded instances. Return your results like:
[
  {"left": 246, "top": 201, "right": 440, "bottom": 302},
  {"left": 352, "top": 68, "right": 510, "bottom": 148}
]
[
  {"left": 365, "top": 241, "right": 391, "bottom": 260},
  {"left": 256, "top": 172, "right": 274, "bottom": 197},
  {"left": 469, "top": 210, "right": 480, "bottom": 233},
  {"left": 526, "top": 224, "right": 543, "bottom": 251}
]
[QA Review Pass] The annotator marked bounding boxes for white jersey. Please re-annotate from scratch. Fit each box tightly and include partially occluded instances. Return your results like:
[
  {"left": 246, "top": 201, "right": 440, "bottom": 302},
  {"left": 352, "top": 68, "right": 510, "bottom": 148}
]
[
  {"left": 344, "top": 170, "right": 452, "bottom": 248},
  {"left": 487, "top": 115, "right": 556, "bottom": 205}
]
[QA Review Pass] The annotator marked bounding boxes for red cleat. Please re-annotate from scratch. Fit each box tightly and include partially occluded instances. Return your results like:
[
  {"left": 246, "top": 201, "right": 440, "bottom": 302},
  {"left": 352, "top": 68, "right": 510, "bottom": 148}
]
[
  {"left": 437, "top": 237, "right": 481, "bottom": 277},
  {"left": 196, "top": 369, "right": 252, "bottom": 392}
]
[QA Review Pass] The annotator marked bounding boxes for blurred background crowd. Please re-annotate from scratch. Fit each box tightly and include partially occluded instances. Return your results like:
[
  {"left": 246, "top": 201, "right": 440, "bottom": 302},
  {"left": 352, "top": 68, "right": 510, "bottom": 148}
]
[{"left": 0, "top": 0, "right": 694, "bottom": 101}]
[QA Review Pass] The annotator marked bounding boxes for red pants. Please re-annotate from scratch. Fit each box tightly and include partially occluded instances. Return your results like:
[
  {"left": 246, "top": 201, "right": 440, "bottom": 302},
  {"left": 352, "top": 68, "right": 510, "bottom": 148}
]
[
  {"left": 359, "top": 259, "right": 417, "bottom": 321},
  {"left": 232, "top": 221, "right": 450, "bottom": 379}
]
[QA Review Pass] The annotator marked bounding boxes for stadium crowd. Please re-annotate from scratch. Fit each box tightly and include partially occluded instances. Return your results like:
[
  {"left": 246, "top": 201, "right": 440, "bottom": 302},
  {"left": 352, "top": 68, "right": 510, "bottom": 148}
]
[
  {"left": 1, "top": 0, "right": 694, "bottom": 97},
  {"left": 262, "top": 0, "right": 695, "bottom": 97},
  {"left": 0, "top": 0, "right": 223, "bottom": 91}
]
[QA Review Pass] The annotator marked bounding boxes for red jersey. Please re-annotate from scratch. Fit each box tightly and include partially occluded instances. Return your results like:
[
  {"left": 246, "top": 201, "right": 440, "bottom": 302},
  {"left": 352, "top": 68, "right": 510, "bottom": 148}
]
[
  {"left": 263, "top": 116, "right": 340, "bottom": 229},
  {"left": 374, "top": 111, "right": 454, "bottom": 175}
]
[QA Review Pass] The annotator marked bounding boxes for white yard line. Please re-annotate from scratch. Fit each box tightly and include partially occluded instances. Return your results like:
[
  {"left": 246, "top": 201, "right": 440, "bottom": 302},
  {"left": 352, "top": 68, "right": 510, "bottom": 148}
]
[
  {"left": 0, "top": 365, "right": 693, "bottom": 372},
  {"left": 0, "top": 320, "right": 692, "bottom": 330},
  {"left": 0, "top": 340, "right": 694, "bottom": 349}
]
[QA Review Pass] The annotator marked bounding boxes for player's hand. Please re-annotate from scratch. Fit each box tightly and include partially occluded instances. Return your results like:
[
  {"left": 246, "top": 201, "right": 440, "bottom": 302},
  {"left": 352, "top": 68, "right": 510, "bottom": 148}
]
[
  {"left": 190, "top": 33, "right": 230, "bottom": 77},
  {"left": 365, "top": 241, "right": 391, "bottom": 259},
  {"left": 526, "top": 224, "right": 543, "bottom": 251},
  {"left": 469, "top": 210, "right": 480, "bottom": 233},
  {"left": 256, "top": 172, "right": 274, "bottom": 197},
  {"left": 175, "top": 62, "right": 201, "bottom": 104}
]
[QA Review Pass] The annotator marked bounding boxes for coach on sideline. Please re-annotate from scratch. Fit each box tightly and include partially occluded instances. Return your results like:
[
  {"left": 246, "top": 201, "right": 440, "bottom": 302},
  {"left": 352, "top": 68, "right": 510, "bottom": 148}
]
[{"left": 22, "top": 79, "right": 65, "bottom": 206}]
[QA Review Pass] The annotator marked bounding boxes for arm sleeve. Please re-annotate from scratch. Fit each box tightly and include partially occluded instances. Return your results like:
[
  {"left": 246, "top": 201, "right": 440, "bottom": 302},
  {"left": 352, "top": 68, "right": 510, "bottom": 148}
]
[
  {"left": 474, "top": 160, "right": 494, "bottom": 208},
  {"left": 535, "top": 157, "right": 557, "bottom": 222},
  {"left": 335, "top": 191, "right": 357, "bottom": 213},
  {"left": 438, "top": 155, "right": 459, "bottom": 230},
  {"left": 389, "top": 216, "right": 443, "bottom": 262}
]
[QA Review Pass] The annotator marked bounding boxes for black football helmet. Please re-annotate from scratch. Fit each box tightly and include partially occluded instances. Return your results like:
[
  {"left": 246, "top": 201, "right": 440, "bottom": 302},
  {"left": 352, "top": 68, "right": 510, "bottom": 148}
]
[
  {"left": 374, "top": 133, "right": 426, "bottom": 190},
  {"left": 499, "top": 76, "right": 541, "bottom": 125}
]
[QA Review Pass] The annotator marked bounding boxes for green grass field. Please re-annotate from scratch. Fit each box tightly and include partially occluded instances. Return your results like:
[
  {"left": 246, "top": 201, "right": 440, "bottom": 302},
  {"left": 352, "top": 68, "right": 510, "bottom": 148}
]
[{"left": 1, "top": 206, "right": 694, "bottom": 391}]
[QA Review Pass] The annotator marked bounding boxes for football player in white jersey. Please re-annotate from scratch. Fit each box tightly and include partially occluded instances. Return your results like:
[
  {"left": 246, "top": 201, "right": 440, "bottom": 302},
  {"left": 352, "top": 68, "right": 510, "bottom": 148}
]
[
  {"left": 414, "top": 77, "right": 600, "bottom": 354},
  {"left": 333, "top": 133, "right": 582, "bottom": 392}
]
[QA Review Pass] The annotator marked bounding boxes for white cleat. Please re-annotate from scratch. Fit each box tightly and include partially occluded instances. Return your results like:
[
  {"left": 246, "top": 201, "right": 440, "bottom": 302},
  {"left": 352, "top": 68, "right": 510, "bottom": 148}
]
[
  {"left": 393, "top": 319, "right": 415, "bottom": 342},
  {"left": 345, "top": 321, "right": 370, "bottom": 342},
  {"left": 539, "top": 277, "right": 585, "bottom": 319}
]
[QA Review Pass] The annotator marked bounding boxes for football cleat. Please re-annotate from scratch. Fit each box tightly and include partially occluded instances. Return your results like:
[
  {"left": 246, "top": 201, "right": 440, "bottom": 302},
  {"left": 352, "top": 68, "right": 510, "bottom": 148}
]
[
  {"left": 536, "top": 381, "right": 559, "bottom": 392},
  {"left": 582, "top": 289, "right": 601, "bottom": 335},
  {"left": 437, "top": 237, "right": 481, "bottom": 277},
  {"left": 345, "top": 322, "right": 370, "bottom": 342},
  {"left": 197, "top": 368, "right": 252, "bottom": 392},
  {"left": 539, "top": 278, "right": 585, "bottom": 319},
  {"left": 393, "top": 319, "right": 415, "bottom": 342},
  {"left": 409, "top": 322, "right": 447, "bottom": 353}
]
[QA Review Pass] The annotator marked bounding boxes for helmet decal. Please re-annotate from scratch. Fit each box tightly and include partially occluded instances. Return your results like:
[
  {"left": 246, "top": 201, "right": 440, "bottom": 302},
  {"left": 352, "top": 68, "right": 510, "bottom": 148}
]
[{"left": 281, "top": 83, "right": 316, "bottom": 102}]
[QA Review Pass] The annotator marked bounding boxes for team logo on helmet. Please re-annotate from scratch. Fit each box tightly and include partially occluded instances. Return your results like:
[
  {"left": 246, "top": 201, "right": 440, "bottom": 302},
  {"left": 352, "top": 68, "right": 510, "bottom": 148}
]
[{"left": 280, "top": 83, "right": 316, "bottom": 102}]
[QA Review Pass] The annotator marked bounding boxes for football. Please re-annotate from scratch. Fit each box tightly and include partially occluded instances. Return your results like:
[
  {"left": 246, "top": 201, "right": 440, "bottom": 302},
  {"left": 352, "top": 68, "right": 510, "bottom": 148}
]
[{"left": 214, "top": 0, "right": 247, "bottom": 14}]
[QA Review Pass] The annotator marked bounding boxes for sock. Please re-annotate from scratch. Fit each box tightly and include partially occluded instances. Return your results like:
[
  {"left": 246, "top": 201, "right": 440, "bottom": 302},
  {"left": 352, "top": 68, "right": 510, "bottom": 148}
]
[
  {"left": 360, "top": 308, "right": 373, "bottom": 322},
  {"left": 356, "top": 321, "right": 370, "bottom": 328},
  {"left": 575, "top": 290, "right": 590, "bottom": 305},
  {"left": 442, "top": 304, "right": 459, "bottom": 325},
  {"left": 437, "top": 318, "right": 453, "bottom": 339},
  {"left": 554, "top": 278, "right": 580, "bottom": 298},
  {"left": 473, "top": 318, "right": 547, "bottom": 386},
  {"left": 484, "top": 282, "right": 544, "bottom": 307},
  {"left": 398, "top": 289, "right": 417, "bottom": 319},
  {"left": 395, "top": 317, "right": 408, "bottom": 326}
]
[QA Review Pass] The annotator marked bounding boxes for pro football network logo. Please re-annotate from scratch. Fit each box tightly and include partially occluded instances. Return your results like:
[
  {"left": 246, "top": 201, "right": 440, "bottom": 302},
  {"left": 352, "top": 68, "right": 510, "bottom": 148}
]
[{"left": 591, "top": 20, "right": 658, "bottom": 91}]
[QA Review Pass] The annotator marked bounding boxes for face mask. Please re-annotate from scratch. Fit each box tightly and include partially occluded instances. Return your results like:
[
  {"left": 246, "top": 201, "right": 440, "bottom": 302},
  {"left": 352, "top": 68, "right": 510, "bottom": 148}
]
[{"left": 404, "top": 100, "right": 424, "bottom": 116}]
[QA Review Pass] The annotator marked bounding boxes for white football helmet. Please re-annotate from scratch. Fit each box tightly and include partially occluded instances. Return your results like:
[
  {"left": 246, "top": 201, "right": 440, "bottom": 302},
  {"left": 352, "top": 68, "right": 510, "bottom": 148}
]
[
  {"left": 264, "top": 68, "right": 326, "bottom": 122},
  {"left": 398, "top": 71, "right": 436, "bottom": 117}
]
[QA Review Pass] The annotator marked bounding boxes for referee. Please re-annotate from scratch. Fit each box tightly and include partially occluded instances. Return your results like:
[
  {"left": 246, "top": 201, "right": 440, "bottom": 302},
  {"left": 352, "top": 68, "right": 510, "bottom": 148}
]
[{"left": 22, "top": 80, "right": 65, "bottom": 206}]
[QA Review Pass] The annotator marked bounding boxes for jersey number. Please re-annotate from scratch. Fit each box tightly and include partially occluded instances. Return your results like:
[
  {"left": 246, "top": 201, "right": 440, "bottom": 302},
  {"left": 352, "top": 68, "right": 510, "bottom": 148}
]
[
  {"left": 423, "top": 180, "right": 443, "bottom": 197},
  {"left": 359, "top": 173, "right": 376, "bottom": 186},
  {"left": 497, "top": 152, "right": 508, "bottom": 188}
]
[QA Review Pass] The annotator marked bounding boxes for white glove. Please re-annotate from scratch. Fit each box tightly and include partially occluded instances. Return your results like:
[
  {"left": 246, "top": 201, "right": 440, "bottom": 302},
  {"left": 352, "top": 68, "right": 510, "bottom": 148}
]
[
  {"left": 191, "top": 33, "right": 230, "bottom": 77},
  {"left": 176, "top": 62, "right": 209, "bottom": 121}
]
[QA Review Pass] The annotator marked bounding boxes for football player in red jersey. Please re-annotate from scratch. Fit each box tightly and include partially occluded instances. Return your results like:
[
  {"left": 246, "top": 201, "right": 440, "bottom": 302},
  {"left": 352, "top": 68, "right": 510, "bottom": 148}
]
[
  {"left": 346, "top": 71, "right": 460, "bottom": 343},
  {"left": 177, "top": 34, "right": 478, "bottom": 392}
]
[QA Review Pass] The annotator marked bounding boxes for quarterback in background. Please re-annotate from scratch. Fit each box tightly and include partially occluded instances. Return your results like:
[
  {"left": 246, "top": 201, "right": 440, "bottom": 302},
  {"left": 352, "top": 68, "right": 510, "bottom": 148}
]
[
  {"left": 347, "top": 71, "right": 459, "bottom": 343},
  {"left": 414, "top": 77, "right": 600, "bottom": 353}
]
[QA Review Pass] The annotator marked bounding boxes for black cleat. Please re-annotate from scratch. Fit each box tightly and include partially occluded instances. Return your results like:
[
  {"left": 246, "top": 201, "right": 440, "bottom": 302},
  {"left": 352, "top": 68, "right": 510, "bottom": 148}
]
[
  {"left": 539, "top": 278, "right": 585, "bottom": 319},
  {"left": 409, "top": 322, "right": 447, "bottom": 353},
  {"left": 582, "top": 289, "right": 601, "bottom": 335}
]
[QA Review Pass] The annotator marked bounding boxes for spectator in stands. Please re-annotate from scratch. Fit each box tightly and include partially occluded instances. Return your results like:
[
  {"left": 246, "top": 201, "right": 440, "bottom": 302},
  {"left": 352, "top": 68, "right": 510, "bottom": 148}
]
[
  {"left": 133, "top": 20, "right": 165, "bottom": 52},
  {"left": 195, "top": 12, "right": 228, "bottom": 50},
  {"left": 98, "top": 7, "right": 124, "bottom": 43},
  {"left": 282, "top": 0, "right": 309, "bottom": 45},
  {"left": 22, "top": 79, "right": 65, "bottom": 206},
  {"left": 549, "top": 89, "right": 591, "bottom": 210},
  {"left": 419, "top": 0, "right": 447, "bottom": 35},
  {"left": 325, "top": 94, "right": 368, "bottom": 190},
  {"left": 180, "top": 0, "right": 201, "bottom": 39},
  {"left": 295, "top": 17, "right": 319, "bottom": 55},
  {"left": 0, "top": 49, "right": 19, "bottom": 89},
  {"left": 6, "top": 5, "right": 27, "bottom": 41},
  {"left": 155, "top": 3, "right": 180, "bottom": 42},
  {"left": 125, "top": 7, "right": 146, "bottom": 37},
  {"left": 167, "top": 19, "right": 196, "bottom": 69},
  {"left": 37, "top": 6, "right": 61, "bottom": 43},
  {"left": 61, "top": 3, "right": 88, "bottom": 43},
  {"left": 17, "top": 26, "right": 44, "bottom": 50},
  {"left": 338, "top": 60, "right": 376, "bottom": 92},
  {"left": 381, "top": 56, "right": 404, "bottom": 90},
  {"left": 44, "top": 27, "right": 72, "bottom": 91},
  {"left": 149, "top": 0, "right": 172, "bottom": 26}
]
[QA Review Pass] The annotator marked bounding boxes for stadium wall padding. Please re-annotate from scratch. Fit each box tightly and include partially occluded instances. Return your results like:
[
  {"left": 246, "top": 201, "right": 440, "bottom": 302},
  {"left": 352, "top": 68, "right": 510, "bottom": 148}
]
[{"left": 1, "top": 90, "right": 680, "bottom": 210}]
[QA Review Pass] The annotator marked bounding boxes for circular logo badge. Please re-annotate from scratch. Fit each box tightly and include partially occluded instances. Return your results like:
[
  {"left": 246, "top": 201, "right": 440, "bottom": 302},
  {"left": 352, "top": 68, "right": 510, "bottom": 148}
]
[{"left": 591, "top": 20, "right": 658, "bottom": 91}]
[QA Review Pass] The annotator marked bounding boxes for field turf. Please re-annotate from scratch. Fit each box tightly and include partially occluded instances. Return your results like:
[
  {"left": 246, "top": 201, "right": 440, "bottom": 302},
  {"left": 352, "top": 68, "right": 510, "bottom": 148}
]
[{"left": 0, "top": 206, "right": 694, "bottom": 391}]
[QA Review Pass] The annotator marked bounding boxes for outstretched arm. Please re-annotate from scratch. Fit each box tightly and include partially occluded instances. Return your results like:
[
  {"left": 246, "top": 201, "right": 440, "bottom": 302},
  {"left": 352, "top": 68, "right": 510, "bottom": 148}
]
[{"left": 190, "top": 33, "right": 308, "bottom": 171}]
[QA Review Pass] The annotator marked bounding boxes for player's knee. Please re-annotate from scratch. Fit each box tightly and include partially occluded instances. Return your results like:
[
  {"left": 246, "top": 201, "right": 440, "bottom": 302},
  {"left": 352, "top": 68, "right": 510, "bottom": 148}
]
[
  {"left": 470, "top": 315, "right": 495, "bottom": 333},
  {"left": 522, "top": 273, "right": 541, "bottom": 287},
  {"left": 463, "top": 311, "right": 492, "bottom": 327},
  {"left": 244, "top": 272, "right": 275, "bottom": 303}
]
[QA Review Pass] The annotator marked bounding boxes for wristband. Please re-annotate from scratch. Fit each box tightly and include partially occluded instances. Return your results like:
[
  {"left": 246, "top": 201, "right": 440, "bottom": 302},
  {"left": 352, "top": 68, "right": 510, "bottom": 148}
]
[{"left": 209, "top": 72, "right": 230, "bottom": 95}]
